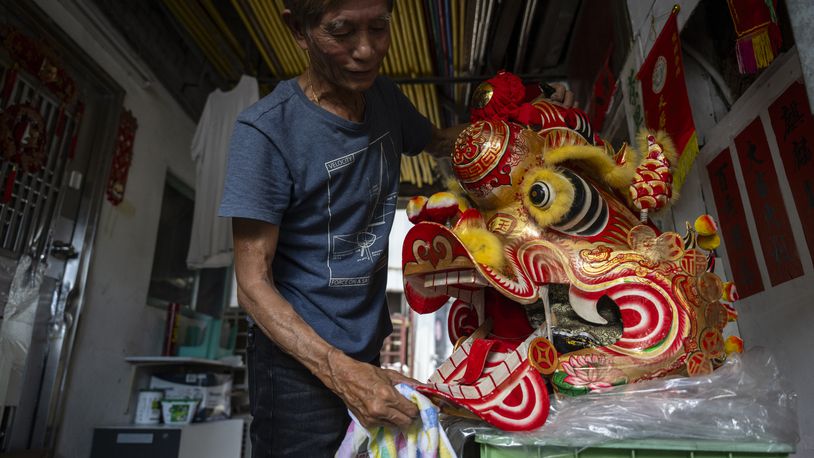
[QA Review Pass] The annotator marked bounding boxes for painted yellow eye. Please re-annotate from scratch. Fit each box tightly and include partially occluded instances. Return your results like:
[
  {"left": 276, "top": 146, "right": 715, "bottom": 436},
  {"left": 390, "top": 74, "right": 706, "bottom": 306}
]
[
  {"left": 529, "top": 182, "right": 555, "bottom": 208},
  {"left": 521, "top": 167, "right": 575, "bottom": 229}
]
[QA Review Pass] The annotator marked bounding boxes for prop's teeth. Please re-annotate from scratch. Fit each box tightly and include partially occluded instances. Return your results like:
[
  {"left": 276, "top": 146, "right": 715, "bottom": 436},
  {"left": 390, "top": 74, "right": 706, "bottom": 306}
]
[
  {"left": 423, "top": 269, "right": 489, "bottom": 288},
  {"left": 569, "top": 289, "right": 608, "bottom": 325}
]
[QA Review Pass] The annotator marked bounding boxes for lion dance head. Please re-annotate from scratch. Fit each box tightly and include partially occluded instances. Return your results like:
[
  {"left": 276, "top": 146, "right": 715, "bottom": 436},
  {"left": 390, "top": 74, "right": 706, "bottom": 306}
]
[{"left": 402, "top": 71, "right": 740, "bottom": 431}]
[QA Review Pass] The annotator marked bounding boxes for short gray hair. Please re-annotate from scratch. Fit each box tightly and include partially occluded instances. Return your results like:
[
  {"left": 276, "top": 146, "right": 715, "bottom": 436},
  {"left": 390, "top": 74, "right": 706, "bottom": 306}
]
[{"left": 283, "top": 0, "right": 394, "bottom": 29}]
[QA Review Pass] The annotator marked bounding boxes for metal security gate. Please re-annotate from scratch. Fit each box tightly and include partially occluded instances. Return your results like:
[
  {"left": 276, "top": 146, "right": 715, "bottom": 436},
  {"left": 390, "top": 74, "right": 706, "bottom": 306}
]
[
  {"left": 0, "top": 2, "right": 123, "bottom": 454},
  {"left": 0, "top": 63, "right": 82, "bottom": 259}
]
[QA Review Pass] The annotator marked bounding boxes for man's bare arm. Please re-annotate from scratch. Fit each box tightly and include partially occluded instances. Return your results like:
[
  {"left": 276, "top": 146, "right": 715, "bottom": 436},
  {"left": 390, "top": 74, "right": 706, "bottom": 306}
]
[
  {"left": 424, "top": 125, "right": 467, "bottom": 158},
  {"left": 232, "top": 217, "right": 419, "bottom": 429}
]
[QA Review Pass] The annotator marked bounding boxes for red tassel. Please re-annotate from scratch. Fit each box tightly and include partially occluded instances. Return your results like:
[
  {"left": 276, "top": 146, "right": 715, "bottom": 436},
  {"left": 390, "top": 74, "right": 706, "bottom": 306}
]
[{"left": 2, "top": 166, "right": 17, "bottom": 204}]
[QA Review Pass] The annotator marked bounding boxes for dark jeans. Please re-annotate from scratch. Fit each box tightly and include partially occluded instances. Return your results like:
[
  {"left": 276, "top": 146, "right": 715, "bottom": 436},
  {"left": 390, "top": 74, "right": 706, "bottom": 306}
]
[{"left": 247, "top": 325, "right": 352, "bottom": 457}]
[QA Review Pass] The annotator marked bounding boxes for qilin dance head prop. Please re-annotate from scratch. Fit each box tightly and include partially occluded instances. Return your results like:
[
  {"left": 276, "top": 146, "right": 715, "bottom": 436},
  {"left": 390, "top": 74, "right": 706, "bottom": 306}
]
[{"left": 402, "top": 71, "right": 740, "bottom": 431}]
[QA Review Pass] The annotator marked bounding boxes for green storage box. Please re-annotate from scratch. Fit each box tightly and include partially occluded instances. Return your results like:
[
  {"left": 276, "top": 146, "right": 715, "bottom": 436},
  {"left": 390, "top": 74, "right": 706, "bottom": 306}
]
[{"left": 478, "top": 438, "right": 794, "bottom": 458}]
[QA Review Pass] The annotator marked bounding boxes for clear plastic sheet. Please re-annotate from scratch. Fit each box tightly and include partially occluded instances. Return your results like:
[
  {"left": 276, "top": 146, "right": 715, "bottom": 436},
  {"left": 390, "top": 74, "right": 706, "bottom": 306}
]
[
  {"left": 0, "top": 255, "right": 45, "bottom": 405},
  {"left": 442, "top": 348, "right": 798, "bottom": 455}
]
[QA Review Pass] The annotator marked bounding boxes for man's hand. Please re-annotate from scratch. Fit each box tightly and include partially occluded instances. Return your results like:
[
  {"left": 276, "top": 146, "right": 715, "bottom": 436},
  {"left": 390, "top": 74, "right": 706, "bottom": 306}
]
[
  {"left": 325, "top": 349, "right": 421, "bottom": 429},
  {"left": 425, "top": 124, "right": 467, "bottom": 158},
  {"left": 547, "top": 82, "right": 575, "bottom": 108}
]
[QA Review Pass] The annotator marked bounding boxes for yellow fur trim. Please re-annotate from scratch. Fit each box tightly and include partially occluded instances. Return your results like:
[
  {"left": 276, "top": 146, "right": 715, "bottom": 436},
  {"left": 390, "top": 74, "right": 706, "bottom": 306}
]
[
  {"left": 543, "top": 144, "right": 606, "bottom": 167},
  {"left": 456, "top": 196, "right": 469, "bottom": 213},
  {"left": 607, "top": 143, "right": 641, "bottom": 189},
  {"left": 444, "top": 176, "right": 473, "bottom": 212},
  {"left": 543, "top": 144, "right": 638, "bottom": 194},
  {"left": 520, "top": 167, "right": 575, "bottom": 228},
  {"left": 636, "top": 129, "right": 678, "bottom": 169},
  {"left": 444, "top": 176, "right": 463, "bottom": 194},
  {"left": 454, "top": 226, "right": 505, "bottom": 269}
]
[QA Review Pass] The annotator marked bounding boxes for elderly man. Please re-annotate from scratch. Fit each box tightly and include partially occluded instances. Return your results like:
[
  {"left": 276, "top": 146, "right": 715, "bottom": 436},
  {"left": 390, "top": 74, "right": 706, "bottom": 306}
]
[{"left": 220, "top": 0, "right": 571, "bottom": 455}]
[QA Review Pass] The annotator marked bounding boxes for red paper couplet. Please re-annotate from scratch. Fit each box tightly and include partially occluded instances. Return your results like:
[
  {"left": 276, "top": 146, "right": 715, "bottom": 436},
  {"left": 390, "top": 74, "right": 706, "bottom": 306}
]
[
  {"left": 768, "top": 80, "right": 814, "bottom": 262},
  {"left": 735, "top": 118, "right": 803, "bottom": 286},
  {"left": 707, "top": 149, "right": 764, "bottom": 298}
]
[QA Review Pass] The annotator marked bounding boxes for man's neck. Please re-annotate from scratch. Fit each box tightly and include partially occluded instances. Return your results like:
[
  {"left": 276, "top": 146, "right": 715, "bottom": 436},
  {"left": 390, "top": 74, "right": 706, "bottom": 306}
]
[{"left": 299, "top": 72, "right": 366, "bottom": 123}]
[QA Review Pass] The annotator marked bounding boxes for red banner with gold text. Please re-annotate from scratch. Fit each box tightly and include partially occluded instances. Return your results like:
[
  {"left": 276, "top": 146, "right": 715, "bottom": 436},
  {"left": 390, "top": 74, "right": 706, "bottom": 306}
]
[{"left": 637, "top": 8, "right": 698, "bottom": 194}]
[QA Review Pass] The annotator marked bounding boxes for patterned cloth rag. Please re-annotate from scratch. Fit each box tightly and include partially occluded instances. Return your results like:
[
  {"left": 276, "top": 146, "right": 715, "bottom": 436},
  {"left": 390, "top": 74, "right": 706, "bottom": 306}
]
[{"left": 335, "top": 383, "right": 458, "bottom": 458}]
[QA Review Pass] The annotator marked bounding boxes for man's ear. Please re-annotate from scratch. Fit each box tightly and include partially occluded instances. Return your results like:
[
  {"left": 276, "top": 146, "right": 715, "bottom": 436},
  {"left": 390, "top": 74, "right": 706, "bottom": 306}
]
[{"left": 282, "top": 9, "right": 309, "bottom": 50}]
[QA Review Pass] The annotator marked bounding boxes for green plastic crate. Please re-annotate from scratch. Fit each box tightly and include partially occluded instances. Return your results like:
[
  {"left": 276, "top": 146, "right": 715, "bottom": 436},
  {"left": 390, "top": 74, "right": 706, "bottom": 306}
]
[{"left": 478, "top": 438, "right": 794, "bottom": 458}]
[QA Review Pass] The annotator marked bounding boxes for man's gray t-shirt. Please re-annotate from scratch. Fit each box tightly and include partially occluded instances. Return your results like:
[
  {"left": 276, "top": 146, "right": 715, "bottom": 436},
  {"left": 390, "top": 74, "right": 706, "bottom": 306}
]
[{"left": 219, "top": 76, "right": 432, "bottom": 362}]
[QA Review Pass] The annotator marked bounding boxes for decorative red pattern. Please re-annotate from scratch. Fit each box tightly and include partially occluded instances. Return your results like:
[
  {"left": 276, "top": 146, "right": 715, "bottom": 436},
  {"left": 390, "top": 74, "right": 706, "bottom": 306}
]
[
  {"left": 0, "top": 26, "right": 78, "bottom": 105},
  {"left": 415, "top": 237, "right": 448, "bottom": 268},
  {"left": 452, "top": 120, "right": 523, "bottom": 196},
  {"left": 106, "top": 110, "right": 138, "bottom": 205},
  {"left": 421, "top": 361, "right": 550, "bottom": 431},
  {"left": 448, "top": 299, "right": 479, "bottom": 343},
  {"left": 518, "top": 242, "right": 570, "bottom": 284},
  {"left": 630, "top": 141, "right": 674, "bottom": 211}
]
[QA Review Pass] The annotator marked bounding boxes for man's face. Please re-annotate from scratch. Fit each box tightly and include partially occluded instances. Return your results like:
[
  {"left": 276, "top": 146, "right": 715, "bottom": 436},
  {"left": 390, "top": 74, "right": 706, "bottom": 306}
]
[{"left": 304, "top": 0, "right": 391, "bottom": 93}]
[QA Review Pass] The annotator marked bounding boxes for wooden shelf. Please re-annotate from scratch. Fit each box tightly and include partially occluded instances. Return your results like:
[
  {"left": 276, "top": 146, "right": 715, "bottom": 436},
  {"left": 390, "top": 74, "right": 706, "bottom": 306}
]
[{"left": 125, "top": 356, "right": 243, "bottom": 369}]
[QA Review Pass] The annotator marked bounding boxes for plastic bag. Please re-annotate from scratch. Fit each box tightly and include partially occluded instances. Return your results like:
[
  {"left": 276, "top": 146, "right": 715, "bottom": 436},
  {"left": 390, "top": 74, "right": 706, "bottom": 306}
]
[
  {"left": 0, "top": 255, "right": 45, "bottom": 405},
  {"left": 442, "top": 348, "right": 798, "bottom": 454}
]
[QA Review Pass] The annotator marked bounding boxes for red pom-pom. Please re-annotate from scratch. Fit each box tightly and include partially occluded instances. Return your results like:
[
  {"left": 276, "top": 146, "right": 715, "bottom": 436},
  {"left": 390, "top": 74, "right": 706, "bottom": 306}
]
[{"left": 470, "top": 71, "right": 526, "bottom": 122}]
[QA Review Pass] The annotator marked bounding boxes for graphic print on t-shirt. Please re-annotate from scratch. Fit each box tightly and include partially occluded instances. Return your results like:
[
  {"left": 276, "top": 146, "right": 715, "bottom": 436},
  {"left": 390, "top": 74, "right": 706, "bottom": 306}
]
[{"left": 325, "top": 132, "right": 398, "bottom": 287}]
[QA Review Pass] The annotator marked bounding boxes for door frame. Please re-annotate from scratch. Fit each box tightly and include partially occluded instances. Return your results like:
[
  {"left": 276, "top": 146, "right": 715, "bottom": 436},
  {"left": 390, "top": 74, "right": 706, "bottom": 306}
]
[{"left": 0, "top": 0, "right": 124, "bottom": 452}]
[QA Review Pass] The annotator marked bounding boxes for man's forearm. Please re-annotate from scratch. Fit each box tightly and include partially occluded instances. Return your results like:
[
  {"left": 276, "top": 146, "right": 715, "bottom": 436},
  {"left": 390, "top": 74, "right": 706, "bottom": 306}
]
[
  {"left": 239, "top": 280, "right": 340, "bottom": 389},
  {"left": 231, "top": 219, "right": 420, "bottom": 428}
]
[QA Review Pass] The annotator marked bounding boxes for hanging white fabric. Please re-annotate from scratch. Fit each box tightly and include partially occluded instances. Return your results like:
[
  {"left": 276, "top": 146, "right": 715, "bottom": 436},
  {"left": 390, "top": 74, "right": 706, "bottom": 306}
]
[{"left": 187, "top": 74, "right": 259, "bottom": 268}]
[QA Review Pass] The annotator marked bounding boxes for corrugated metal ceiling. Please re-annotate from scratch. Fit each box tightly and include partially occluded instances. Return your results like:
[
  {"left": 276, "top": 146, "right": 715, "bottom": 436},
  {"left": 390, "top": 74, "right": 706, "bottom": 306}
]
[{"left": 89, "top": 0, "right": 631, "bottom": 191}]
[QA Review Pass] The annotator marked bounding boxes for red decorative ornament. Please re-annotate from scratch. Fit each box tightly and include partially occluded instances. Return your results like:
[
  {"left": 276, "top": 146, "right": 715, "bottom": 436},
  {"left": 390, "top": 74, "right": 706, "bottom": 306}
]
[
  {"left": 469, "top": 70, "right": 527, "bottom": 123},
  {"left": 106, "top": 110, "right": 138, "bottom": 205},
  {"left": 727, "top": 0, "right": 782, "bottom": 74},
  {"left": 637, "top": 7, "right": 698, "bottom": 195},
  {"left": 1, "top": 104, "right": 47, "bottom": 203},
  {"left": 0, "top": 26, "right": 78, "bottom": 105},
  {"left": 468, "top": 71, "right": 595, "bottom": 142}
]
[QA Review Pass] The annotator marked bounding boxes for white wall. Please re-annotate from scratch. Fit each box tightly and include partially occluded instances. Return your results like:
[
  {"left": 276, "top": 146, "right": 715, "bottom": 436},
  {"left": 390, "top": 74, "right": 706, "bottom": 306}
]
[
  {"left": 626, "top": 1, "right": 813, "bottom": 455},
  {"left": 30, "top": 2, "right": 198, "bottom": 457}
]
